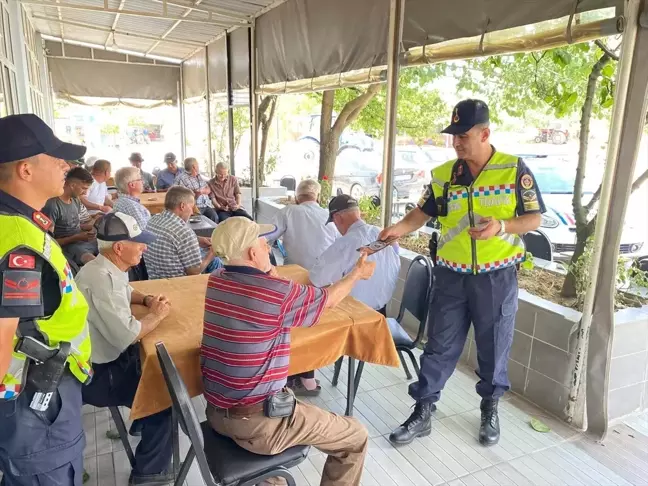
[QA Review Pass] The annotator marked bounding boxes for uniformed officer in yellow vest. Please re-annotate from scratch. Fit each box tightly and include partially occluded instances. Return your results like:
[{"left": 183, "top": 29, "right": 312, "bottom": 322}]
[
  {"left": 0, "top": 114, "right": 92, "bottom": 485},
  {"left": 382, "top": 100, "right": 545, "bottom": 447}
]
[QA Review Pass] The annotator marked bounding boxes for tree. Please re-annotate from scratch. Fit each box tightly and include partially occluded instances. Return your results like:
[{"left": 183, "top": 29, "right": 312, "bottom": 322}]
[
  {"left": 257, "top": 95, "right": 278, "bottom": 186},
  {"left": 313, "top": 65, "right": 448, "bottom": 199},
  {"left": 454, "top": 40, "right": 648, "bottom": 297}
]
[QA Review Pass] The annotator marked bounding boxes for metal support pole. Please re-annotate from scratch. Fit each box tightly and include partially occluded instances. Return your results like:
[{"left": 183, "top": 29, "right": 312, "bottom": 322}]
[
  {"left": 8, "top": 0, "right": 31, "bottom": 113},
  {"left": 225, "top": 33, "right": 236, "bottom": 175},
  {"left": 566, "top": 0, "right": 644, "bottom": 428},
  {"left": 586, "top": 0, "right": 648, "bottom": 439},
  {"left": 205, "top": 48, "right": 214, "bottom": 176},
  {"left": 249, "top": 23, "right": 259, "bottom": 219},
  {"left": 380, "top": 0, "right": 405, "bottom": 228},
  {"left": 178, "top": 71, "right": 186, "bottom": 161}
]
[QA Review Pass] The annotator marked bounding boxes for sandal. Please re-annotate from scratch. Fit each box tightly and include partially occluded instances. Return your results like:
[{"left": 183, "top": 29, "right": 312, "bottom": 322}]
[{"left": 288, "top": 380, "right": 322, "bottom": 397}]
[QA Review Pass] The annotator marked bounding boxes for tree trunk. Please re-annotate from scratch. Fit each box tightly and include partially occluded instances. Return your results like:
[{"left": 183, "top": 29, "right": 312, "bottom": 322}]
[
  {"left": 317, "top": 84, "right": 382, "bottom": 201},
  {"left": 561, "top": 53, "right": 612, "bottom": 298},
  {"left": 257, "top": 95, "right": 278, "bottom": 187}
]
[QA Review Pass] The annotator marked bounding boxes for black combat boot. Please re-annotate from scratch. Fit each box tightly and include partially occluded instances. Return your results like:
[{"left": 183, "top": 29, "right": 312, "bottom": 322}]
[
  {"left": 479, "top": 398, "right": 500, "bottom": 446},
  {"left": 389, "top": 402, "right": 436, "bottom": 445}
]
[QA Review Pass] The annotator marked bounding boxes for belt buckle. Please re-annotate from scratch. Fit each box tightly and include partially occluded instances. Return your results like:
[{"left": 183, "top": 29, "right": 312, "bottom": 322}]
[{"left": 224, "top": 407, "right": 230, "bottom": 419}]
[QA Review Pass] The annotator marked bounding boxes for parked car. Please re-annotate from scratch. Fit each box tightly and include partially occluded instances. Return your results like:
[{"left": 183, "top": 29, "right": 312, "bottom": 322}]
[{"left": 521, "top": 155, "right": 644, "bottom": 261}]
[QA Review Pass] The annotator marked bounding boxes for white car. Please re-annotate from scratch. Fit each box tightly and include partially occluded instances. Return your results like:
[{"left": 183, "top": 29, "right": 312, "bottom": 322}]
[{"left": 523, "top": 155, "right": 644, "bottom": 261}]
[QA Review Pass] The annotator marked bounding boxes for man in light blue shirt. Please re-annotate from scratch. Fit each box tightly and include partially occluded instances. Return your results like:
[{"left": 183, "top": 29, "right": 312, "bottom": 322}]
[
  {"left": 270, "top": 179, "right": 339, "bottom": 270},
  {"left": 113, "top": 166, "right": 152, "bottom": 230},
  {"left": 310, "top": 195, "right": 400, "bottom": 314}
]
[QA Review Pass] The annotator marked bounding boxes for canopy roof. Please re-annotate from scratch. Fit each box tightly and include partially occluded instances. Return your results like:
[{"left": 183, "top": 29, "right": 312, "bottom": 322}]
[{"left": 22, "top": 0, "right": 621, "bottom": 65}]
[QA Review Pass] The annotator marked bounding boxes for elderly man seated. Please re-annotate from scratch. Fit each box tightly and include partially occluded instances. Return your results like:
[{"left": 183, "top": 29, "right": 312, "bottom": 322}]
[
  {"left": 144, "top": 186, "right": 221, "bottom": 279},
  {"left": 76, "top": 212, "right": 174, "bottom": 486},
  {"left": 113, "top": 166, "right": 152, "bottom": 230},
  {"left": 174, "top": 157, "right": 218, "bottom": 222},
  {"left": 270, "top": 179, "right": 338, "bottom": 270},
  {"left": 43, "top": 167, "right": 99, "bottom": 267},
  {"left": 202, "top": 217, "right": 375, "bottom": 486},
  {"left": 207, "top": 162, "right": 252, "bottom": 221},
  {"left": 129, "top": 152, "right": 156, "bottom": 193},
  {"left": 155, "top": 152, "right": 184, "bottom": 191},
  {"left": 310, "top": 195, "right": 401, "bottom": 315}
]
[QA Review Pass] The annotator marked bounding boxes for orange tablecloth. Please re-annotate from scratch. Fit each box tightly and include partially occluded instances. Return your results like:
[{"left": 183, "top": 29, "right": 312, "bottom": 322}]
[
  {"left": 139, "top": 193, "right": 166, "bottom": 215},
  {"left": 129, "top": 265, "right": 399, "bottom": 419}
]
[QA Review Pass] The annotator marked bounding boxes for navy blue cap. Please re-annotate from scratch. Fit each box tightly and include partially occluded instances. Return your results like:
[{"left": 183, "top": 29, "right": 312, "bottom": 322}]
[
  {"left": 327, "top": 194, "right": 359, "bottom": 224},
  {"left": 97, "top": 212, "right": 156, "bottom": 244},
  {"left": 441, "top": 99, "right": 490, "bottom": 135},
  {"left": 0, "top": 114, "right": 86, "bottom": 164}
]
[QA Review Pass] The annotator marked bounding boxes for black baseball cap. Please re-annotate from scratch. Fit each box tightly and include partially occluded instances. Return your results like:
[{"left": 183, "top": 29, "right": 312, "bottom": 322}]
[
  {"left": 441, "top": 99, "right": 490, "bottom": 135},
  {"left": 129, "top": 152, "right": 144, "bottom": 163},
  {"left": 164, "top": 152, "right": 177, "bottom": 163},
  {"left": 0, "top": 114, "right": 86, "bottom": 164},
  {"left": 327, "top": 195, "right": 359, "bottom": 224},
  {"left": 97, "top": 212, "right": 156, "bottom": 244}
]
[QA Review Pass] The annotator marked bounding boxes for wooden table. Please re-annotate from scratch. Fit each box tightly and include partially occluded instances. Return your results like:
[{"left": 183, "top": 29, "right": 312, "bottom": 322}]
[
  {"left": 188, "top": 215, "right": 217, "bottom": 237},
  {"left": 129, "top": 265, "right": 399, "bottom": 420},
  {"left": 140, "top": 193, "right": 166, "bottom": 215}
]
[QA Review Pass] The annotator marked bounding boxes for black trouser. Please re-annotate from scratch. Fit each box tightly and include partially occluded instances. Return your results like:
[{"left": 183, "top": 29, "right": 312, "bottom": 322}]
[
  {"left": 409, "top": 266, "right": 518, "bottom": 404},
  {"left": 81, "top": 346, "right": 173, "bottom": 476},
  {"left": 216, "top": 208, "right": 253, "bottom": 221},
  {"left": 200, "top": 207, "right": 219, "bottom": 223},
  {"left": 0, "top": 373, "right": 84, "bottom": 485}
]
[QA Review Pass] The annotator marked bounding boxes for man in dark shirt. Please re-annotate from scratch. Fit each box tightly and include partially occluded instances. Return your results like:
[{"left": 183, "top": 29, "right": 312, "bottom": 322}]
[
  {"left": 43, "top": 167, "right": 99, "bottom": 267},
  {"left": 382, "top": 100, "right": 545, "bottom": 448},
  {"left": 129, "top": 152, "right": 156, "bottom": 193}
]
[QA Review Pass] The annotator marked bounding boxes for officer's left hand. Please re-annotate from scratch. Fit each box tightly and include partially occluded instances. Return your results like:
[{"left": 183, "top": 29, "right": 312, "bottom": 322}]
[{"left": 468, "top": 217, "right": 501, "bottom": 240}]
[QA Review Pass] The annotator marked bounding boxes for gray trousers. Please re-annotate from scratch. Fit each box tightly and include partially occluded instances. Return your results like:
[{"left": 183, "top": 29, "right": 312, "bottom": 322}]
[{"left": 0, "top": 373, "right": 84, "bottom": 485}]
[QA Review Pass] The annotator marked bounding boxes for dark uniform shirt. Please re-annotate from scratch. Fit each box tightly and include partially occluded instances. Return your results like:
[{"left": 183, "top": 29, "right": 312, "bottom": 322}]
[
  {"left": 418, "top": 153, "right": 547, "bottom": 218},
  {"left": 0, "top": 190, "right": 61, "bottom": 320}
]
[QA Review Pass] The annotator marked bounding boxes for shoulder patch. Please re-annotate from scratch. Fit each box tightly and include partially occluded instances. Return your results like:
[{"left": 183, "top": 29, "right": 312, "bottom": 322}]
[
  {"left": 520, "top": 174, "right": 534, "bottom": 190},
  {"left": 8, "top": 254, "right": 36, "bottom": 269},
  {"left": 2, "top": 270, "right": 42, "bottom": 306}
]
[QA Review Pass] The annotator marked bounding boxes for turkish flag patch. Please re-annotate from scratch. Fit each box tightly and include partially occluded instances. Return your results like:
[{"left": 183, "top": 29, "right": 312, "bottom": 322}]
[
  {"left": 2, "top": 270, "right": 42, "bottom": 306},
  {"left": 8, "top": 254, "right": 36, "bottom": 269}
]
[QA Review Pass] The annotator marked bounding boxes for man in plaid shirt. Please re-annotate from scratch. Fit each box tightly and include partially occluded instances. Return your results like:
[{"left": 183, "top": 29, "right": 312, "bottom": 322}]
[{"left": 174, "top": 157, "right": 219, "bottom": 222}]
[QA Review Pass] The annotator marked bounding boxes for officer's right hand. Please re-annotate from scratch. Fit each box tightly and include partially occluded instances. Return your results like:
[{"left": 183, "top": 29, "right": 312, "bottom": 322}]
[
  {"left": 150, "top": 296, "right": 171, "bottom": 319},
  {"left": 354, "top": 253, "right": 376, "bottom": 280},
  {"left": 379, "top": 225, "right": 401, "bottom": 242}
]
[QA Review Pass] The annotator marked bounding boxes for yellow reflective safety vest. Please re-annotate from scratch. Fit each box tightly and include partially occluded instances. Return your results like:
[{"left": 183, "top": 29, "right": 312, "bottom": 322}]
[
  {"left": 0, "top": 213, "right": 92, "bottom": 400},
  {"left": 431, "top": 152, "right": 526, "bottom": 274}
]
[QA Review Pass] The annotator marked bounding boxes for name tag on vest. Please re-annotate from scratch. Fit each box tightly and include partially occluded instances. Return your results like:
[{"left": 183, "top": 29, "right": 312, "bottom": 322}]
[{"left": 479, "top": 195, "right": 512, "bottom": 207}]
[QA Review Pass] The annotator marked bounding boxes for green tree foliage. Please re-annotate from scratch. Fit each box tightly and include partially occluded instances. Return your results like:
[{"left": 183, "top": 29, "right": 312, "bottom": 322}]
[
  {"left": 311, "top": 65, "right": 448, "bottom": 199},
  {"left": 453, "top": 39, "right": 648, "bottom": 297}
]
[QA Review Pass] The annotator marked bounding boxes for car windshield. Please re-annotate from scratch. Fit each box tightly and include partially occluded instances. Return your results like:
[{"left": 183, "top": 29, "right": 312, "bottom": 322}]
[{"left": 522, "top": 157, "right": 599, "bottom": 194}]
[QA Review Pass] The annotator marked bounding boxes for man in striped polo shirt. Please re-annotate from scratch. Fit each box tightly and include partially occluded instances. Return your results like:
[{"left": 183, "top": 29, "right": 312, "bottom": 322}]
[{"left": 201, "top": 217, "right": 375, "bottom": 486}]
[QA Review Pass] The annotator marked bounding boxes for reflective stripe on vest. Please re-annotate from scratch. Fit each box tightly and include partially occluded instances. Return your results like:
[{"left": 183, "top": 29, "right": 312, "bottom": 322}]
[
  {"left": 0, "top": 213, "right": 92, "bottom": 400},
  {"left": 432, "top": 153, "right": 526, "bottom": 275}
]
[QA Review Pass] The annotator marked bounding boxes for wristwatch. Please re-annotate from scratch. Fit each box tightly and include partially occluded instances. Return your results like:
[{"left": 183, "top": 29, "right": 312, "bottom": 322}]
[{"left": 496, "top": 219, "right": 506, "bottom": 236}]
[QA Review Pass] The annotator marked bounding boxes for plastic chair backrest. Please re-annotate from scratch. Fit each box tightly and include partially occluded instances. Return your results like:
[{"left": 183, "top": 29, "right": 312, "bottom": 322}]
[
  {"left": 155, "top": 342, "right": 217, "bottom": 485},
  {"left": 279, "top": 176, "right": 296, "bottom": 192},
  {"left": 523, "top": 230, "right": 553, "bottom": 261},
  {"left": 397, "top": 255, "right": 433, "bottom": 346}
]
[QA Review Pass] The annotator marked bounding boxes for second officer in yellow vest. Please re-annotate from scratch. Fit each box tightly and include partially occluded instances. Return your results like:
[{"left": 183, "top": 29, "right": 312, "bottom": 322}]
[
  {"left": 0, "top": 114, "right": 91, "bottom": 485},
  {"left": 382, "top": 100, "right": 545, "bottom": 447}
]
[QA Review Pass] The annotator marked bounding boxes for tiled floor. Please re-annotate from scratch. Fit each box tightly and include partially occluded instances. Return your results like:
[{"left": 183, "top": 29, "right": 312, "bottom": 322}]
[{"left": 80, "top": 352, "right": 648, "bottom": 486}]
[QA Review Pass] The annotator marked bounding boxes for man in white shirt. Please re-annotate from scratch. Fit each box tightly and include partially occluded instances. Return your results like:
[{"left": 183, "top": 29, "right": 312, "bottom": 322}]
[
  {"left": 76, "top": 212, "right": 175, "bottom": 486},
  {"left": 310, "top": 195, "right": 401, "bottom": 315},
  {"left": 270, "top": 179, "right": 338, "bottom": 270},
  {"left": 81, "top": 159, "right": 113, "bottom": 214}
]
